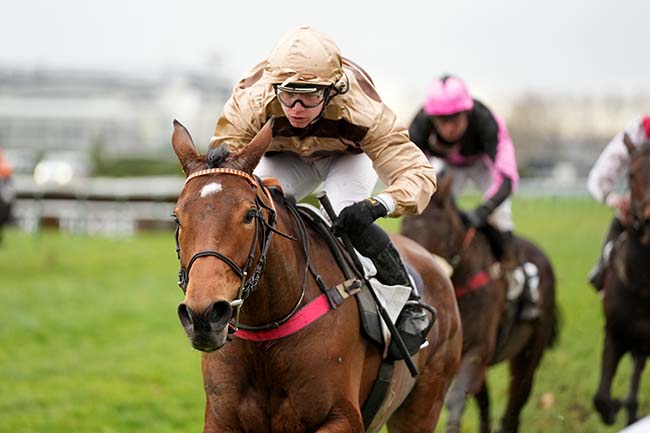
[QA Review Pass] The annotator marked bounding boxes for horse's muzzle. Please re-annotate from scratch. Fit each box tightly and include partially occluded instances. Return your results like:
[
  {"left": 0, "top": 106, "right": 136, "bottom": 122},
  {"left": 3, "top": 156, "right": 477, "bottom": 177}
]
[{"left": 177, "top": 301, "right": 232, "bottom": 351}]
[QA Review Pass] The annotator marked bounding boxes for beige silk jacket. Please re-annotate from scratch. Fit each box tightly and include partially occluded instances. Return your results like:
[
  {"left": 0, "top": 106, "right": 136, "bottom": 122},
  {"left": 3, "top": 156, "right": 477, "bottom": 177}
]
[{"left": 210, "top": 59, "right": 437, "bottom": 217}]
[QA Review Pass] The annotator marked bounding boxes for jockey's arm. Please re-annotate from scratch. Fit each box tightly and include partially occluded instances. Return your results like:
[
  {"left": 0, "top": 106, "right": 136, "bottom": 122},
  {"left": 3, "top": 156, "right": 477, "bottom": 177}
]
[
  {"left": 587, "top": 129, "right": 631, "bottom": 207},
  {"left": 361, "top": 105, "right": 437, "bottom": 217}
]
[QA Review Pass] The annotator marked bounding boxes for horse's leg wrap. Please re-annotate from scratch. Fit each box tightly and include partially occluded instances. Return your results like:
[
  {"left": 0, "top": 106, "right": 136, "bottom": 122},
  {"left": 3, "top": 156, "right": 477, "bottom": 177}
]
[
  {"left": 501, "top": 230, "right": 540, "bottom": 321},
  {"left": 588, "top": 217, "right": 624, "bottom": 291}
]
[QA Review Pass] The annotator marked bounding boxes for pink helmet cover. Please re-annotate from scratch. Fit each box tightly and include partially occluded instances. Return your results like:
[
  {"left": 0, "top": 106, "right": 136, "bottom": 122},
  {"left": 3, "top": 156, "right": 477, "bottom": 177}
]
[{"left": 424, "top": 76, "right": 474, "bottom": 116}]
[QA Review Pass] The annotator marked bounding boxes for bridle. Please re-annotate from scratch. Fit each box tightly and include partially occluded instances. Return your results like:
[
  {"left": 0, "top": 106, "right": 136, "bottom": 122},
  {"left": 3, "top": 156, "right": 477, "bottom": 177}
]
[
  {"left": 630, "top": 198, "right": 650, "bottom": 232},
  {"left": 628, "top": 149, "right": 650, "bottom": 232},
  {"left": 173, "top": 167, "right": 301, "bottom": 331}
]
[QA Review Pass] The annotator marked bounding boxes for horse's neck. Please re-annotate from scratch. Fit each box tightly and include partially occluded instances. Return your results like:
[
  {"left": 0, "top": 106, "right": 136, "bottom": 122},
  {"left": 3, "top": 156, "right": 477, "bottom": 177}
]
[
  {"left": 617, "top": 232, "right": 650, "bottom": 294},
  {"left": 238, "top": 204, "right": 321, "bottom": 326},
  {"left": 455, "top": 230, "right": 494, "bottom": 274}
]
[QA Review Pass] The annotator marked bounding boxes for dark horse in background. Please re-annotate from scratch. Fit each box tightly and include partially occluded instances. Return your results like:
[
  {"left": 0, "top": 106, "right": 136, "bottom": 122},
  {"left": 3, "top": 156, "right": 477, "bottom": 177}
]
[
  {"left": 170, "top": 119, "right": 462, "bottom": 433},
  {"left": 593, "top": 133, "right": 650, "bottom": 427},
  {"left": 401, "top": 173, "right": 559, "bottom": 433}
]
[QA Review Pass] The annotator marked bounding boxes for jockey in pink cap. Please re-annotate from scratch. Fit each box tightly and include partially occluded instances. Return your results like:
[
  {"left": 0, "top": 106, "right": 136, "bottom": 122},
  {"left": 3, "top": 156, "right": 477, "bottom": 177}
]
[
  {"left": 410, "top": 74, "right": 539, "bottom": 321},
  {"left": 587, "top": 114, "right": 650, "bottom": 291},
  {"left": 423, "top": 76, "right": 475, "bottom": 116}
]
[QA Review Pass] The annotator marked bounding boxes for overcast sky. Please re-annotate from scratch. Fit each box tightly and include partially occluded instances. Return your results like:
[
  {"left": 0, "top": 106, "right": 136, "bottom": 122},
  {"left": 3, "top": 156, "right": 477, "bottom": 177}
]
[{"left": 3, "top": 0, "right": 649, "bottom": 114}]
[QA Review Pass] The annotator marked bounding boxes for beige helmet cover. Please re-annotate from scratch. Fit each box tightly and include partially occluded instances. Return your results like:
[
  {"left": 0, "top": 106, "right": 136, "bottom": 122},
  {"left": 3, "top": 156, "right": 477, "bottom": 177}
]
[{"left": 264, "top": 26, "right": 345, "bottom": 88}]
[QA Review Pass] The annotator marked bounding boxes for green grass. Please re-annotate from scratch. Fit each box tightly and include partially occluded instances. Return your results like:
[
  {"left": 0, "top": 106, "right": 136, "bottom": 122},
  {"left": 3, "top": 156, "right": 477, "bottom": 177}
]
[
  {"left": 1, "top": 197, "right": 648, "bottom": 433},
  {"left": 0, "top": 232, "right": 204, "bottom": 433}
]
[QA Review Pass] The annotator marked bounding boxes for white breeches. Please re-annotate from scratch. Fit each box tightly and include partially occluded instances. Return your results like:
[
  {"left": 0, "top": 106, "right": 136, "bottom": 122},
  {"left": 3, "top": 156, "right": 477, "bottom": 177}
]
[{"left": 255, "top": 152, "right": 377, "bottom": 215}]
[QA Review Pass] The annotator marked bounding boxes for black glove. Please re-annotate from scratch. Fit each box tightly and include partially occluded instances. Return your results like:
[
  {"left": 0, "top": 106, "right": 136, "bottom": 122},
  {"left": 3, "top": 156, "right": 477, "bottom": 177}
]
[
  {"left": 466, "top": 204, "right": 491, "bottom": 228},
  {"left": 332, "top": 198, "right": 388, "bottom": 237}
]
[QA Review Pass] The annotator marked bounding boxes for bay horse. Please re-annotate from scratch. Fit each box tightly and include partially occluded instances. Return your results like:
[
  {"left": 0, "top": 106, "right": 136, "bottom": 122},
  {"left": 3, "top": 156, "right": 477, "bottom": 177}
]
[
  {"left": 593, "top": 133, "right": 650, "bottom": 427},
  {"left": 401, "top": 173, "right": 559, "bottom": 433},
  {"left": 170, "top": 119, "right": 462, "bottom": 433}
]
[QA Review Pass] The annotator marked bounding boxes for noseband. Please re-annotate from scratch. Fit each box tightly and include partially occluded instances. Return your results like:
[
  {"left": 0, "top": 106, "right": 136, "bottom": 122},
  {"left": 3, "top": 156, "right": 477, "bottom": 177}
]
[{"left": 173, "top": 167, "right": 294, "bottom": 329}]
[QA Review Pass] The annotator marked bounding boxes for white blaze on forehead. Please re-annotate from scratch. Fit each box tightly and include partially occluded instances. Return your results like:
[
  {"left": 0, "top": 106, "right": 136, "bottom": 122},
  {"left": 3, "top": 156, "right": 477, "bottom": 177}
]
[{"left": 200, "top": 182, "right": 223, "bottom": 197}]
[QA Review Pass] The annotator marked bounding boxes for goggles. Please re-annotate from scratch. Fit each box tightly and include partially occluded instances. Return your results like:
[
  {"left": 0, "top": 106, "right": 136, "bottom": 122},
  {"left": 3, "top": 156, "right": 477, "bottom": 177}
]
[{"left": 274, "top": 84, "right": 327, "bottom": 108}]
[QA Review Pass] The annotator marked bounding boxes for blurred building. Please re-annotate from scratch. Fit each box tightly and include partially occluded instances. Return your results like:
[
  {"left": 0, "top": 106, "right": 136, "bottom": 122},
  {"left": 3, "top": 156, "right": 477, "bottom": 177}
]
[
  {"left": 505, "top": 92, "right": 650, "bottom": 179},
  {"left": 0, "top": 66, "right": 230, "bottom": 165}
]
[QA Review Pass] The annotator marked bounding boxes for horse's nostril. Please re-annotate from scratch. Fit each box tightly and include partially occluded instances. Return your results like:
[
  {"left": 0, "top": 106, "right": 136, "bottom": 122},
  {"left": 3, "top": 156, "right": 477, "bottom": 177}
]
[
  {"left": 206, "top": 300, "right": 232, "bottom": 330},
  {"left": 178, "top": 303, "right": 194, "bottom": 331}
]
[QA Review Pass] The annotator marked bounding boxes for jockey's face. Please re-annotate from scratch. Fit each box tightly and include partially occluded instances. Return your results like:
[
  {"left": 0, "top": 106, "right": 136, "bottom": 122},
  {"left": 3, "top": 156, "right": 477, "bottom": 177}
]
[
  {"left": 432, "top": 112, "right": 469, "bottom": 143},
  {"left": 275, "top": 84, "right": 327, "bottom": 129},
  {"left": 280, "top": 100, "right": 325, "bottom": 129}
]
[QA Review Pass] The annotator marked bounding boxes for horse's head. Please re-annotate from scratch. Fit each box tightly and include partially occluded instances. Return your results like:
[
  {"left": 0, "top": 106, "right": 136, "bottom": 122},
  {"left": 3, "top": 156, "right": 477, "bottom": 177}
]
[
  {"left": 171, "top": 119, "right": 274, "bottom": 351},
  {"left": 624, "top": 133, "right": 650, "bottom": 244},
  {"left": 401, "top": 172, "right": 467, "bottom": 262}
]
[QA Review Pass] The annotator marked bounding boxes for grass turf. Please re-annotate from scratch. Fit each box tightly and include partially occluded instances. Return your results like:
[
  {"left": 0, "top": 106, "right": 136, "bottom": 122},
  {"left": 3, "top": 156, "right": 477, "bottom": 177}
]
[{"left": 0, "top": 197, "right": 648, "bottom": 432}]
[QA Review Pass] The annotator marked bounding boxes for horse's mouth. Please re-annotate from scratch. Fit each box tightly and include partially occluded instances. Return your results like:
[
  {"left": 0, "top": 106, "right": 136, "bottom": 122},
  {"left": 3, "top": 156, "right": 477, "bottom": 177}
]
[{"left": 189, "top": 330, "right": 228, "bottom": 352}]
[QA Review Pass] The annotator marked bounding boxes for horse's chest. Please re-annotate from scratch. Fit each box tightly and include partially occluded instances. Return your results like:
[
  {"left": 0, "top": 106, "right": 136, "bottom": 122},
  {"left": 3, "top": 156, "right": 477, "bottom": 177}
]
[
  {"left": 238, "top": 391, "right": 331, "bottom": 432},
  {"left": 607, "top": 296, "right": 650, "bottom": 350},
  {"left": 207, "top": 379, "right": 337, "bottom": 433}
]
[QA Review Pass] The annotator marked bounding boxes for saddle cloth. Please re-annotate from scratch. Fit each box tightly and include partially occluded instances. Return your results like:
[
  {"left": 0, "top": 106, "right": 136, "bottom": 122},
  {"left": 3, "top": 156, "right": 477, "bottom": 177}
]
[{"left": 297, "top": 203, "right": 416, "bottom": 353}]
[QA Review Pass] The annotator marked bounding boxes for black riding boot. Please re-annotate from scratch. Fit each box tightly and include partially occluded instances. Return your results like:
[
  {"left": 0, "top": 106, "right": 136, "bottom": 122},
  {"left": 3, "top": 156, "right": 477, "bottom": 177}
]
[
  {"left": 349, "top": 224, "right": 436, "bottom": 359},
  {"left": 501, "top": 230, "right": 541, "bottom": 321},
  {"left": 588, "top": 217, "right": 624, "bottom": 292}
]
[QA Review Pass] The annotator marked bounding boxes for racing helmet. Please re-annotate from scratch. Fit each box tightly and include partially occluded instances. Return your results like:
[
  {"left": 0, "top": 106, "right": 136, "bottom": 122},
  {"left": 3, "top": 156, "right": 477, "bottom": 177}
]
[{"left": 424, "top": 75, "right": 474, "bottom": 116}]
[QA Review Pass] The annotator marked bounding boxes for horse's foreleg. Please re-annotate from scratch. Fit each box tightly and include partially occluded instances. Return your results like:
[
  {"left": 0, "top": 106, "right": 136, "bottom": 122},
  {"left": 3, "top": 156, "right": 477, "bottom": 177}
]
[
  {"left": 445, "top": 353, "right": 486, "bottom": 433},
  {"left": 624, "top": 354, "right": 647, "bottom": 426},
  {"left": 499, "top": 335, "right": 544, "bottom": 433},
  {"left": 593, "top": 332, "right": 625, "bottom": 425},
  {"left": 475, "top": 380, "right": 491, "bottom": 433}
]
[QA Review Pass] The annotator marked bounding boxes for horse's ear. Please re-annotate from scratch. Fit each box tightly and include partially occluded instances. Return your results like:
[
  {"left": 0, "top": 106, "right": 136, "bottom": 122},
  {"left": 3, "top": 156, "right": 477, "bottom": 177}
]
[
  {"left": 229, "top": 117, "right": 274, "bottom": 174},
  {"left": 172, "top": 120, "right": 204, "bottom": 176},
  {"left": 623, "top": 133, "right": 636, "bottom": 156}
]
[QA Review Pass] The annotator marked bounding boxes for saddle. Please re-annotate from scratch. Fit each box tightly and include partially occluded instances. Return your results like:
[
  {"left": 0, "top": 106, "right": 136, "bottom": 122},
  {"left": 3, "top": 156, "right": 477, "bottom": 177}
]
[
  {"left": 475, "top": 224, "right": 541, "bottom": 317},
  {"left": 297, "top": 203, "right": 426, "bottom": 348}
]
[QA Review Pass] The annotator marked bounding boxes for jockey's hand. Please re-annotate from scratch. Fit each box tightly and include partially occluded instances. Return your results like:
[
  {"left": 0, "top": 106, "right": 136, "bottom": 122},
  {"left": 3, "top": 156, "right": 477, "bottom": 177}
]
[
  {"left": 332, "top": 198, "right": 388, "bottom": 238},
  {"left": 466, "top": 205, "right": 491, "bottom": 228},
  {"left": 619, "top": 195, "right": 632, "bottom": 224},
  {"left": 606, "top": 193, "right": 632, "bottom": 223}
]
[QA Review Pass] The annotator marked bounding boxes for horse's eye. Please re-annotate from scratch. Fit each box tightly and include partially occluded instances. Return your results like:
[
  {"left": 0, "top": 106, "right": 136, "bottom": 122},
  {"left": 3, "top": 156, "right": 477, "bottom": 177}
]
[{"left": 244, "top": 208, "right": 257, "bottom": 224}]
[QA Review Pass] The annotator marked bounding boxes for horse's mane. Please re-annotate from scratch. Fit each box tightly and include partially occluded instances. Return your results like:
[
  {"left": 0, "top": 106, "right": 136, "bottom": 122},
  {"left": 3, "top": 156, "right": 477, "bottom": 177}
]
[
  {"left": 204, "top": 145, "right": 298, "bottom": 209},
  {"left": 439, "top": 185, "right": 504, "bottom": 259}
]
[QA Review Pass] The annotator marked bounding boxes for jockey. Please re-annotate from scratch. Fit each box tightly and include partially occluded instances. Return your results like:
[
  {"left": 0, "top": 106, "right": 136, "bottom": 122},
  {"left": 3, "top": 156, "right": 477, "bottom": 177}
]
[
  {"left": 587, "top": 114, "right": 650, "bottom": 291},
  {"left": 409, "top": 75, "right": 540, "bottom": 321},
  {"left": 210, "top": 26, "right": 437, "bottom": 356}
]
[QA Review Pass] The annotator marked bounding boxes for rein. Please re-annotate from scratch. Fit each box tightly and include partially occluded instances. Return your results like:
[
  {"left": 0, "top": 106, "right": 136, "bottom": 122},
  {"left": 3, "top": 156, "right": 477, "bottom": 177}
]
[
  {"left": 450, "top": 226, "right": 477, "bottom": 269},
  {"left": 449, "top": 226, "right": 496, "bottom": 298}
]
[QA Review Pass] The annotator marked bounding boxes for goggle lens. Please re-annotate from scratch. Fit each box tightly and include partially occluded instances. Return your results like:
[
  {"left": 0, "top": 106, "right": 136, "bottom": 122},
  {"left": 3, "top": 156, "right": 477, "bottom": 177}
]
[{"left": 275, "top": 86, "right": 326, "bottom": 108}]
